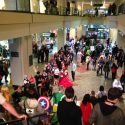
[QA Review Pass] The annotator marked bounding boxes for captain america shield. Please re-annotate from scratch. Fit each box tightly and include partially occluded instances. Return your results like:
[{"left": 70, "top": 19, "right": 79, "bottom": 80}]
[{"left": 38, "top": 96, "right": 50, "bottom": 110}]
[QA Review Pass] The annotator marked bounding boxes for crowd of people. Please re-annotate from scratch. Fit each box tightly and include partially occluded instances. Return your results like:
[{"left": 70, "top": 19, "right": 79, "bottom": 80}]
[{"left": 0, "top": 34, "right": 125, "bottom": 125}]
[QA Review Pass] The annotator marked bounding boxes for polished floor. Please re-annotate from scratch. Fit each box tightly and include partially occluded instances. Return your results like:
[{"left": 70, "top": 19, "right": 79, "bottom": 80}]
[{"left": 33, "top": 57, "right": 125, "bottom": 113}]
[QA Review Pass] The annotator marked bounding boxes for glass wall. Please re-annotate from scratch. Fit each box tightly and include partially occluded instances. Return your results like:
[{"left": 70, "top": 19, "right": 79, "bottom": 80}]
[
  {"left": 17, "top": 0, "right": 30, "bottom": 12},
  {"left": 4, "top": 0, "right": 16, "bottom": 10},
  {"left": 30, "top": 0, "right": 40, "bottom": 13},
  {"left": 0, "top": 0, "right": 30, "bottom": 12}
]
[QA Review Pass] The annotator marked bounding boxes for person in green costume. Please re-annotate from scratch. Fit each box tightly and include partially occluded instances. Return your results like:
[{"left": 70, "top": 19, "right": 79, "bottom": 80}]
[{"left": 52, "top": 85, "right": 65, "bottom": 124}]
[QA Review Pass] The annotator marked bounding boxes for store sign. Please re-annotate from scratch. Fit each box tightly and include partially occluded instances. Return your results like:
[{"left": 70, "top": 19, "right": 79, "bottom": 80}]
[
  {"left": 88, "top": 28, "right": 97, "bottom": 31},
  {"left": 11, "top": 52, "right": 19, "bottom": 57},
  {"left": 90, "top": 46, "right": 95, "bottom": 51},
  {"left": 42, "top": 33, "right": 50, "bottom": 37}
]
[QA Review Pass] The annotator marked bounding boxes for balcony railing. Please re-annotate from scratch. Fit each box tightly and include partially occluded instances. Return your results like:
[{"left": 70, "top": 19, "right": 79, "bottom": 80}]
[
  {"left": 0, "top": 0, "right": 107, "bottom": 17},
  {"left": 118, "top": 3, "right": 125, "bottom": 15},
  {"left": 0, "top": 112, "right": 48, "bottom": 125}
]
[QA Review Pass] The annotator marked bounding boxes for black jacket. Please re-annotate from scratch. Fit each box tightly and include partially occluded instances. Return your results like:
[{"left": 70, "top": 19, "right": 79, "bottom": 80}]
[{"left": 57, "top": 99, "right": 82, "bottom": 125}]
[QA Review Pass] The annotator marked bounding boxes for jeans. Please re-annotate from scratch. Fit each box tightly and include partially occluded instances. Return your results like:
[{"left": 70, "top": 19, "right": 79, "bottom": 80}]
[{"left": 71, "top": 71, "right": 75, "bottom": 81}]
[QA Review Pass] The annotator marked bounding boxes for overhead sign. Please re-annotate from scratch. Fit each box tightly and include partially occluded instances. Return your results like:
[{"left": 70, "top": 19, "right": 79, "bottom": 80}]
[{"left": 11, "top": 52, "right": 19, "bottom": 57}]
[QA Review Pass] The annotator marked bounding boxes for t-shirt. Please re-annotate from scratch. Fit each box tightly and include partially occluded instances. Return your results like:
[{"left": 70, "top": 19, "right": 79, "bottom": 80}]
[
  {"left": 53, "top": 92, "right": 64, "bottom": 104},
  {"left": 57, "top": 99, "right": 82, "bottom": 125},
  {"left": 0, "top": 93, "right": 6, "bottom": 105},
  {"left": 54, "top": 68, "right": 59, "bottom": 75}
]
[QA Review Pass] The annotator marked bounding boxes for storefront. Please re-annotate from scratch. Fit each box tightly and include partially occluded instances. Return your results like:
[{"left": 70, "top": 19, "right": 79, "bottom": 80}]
[
  {"left": 32, "top": 31, "right": 57, "bottom": 56},
  {"left": 85, "top": 25, "right": 109, "bottom": 39},
  {"left": 0, "top": 40, "right": 9, "bottom": 60}
]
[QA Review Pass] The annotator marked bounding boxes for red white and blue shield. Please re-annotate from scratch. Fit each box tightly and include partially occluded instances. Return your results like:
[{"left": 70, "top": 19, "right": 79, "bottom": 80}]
[{"left": 38, "top": 96, "right": 50, "bottom": 110}]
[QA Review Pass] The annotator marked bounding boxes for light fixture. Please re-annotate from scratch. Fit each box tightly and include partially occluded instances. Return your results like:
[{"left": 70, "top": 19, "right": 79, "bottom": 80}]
[
  {"left": 90, "top": 1, "right": 93, "bottom": 6},
  {"left": 103, "top": 0, "right": 106, "bottom": 8}
]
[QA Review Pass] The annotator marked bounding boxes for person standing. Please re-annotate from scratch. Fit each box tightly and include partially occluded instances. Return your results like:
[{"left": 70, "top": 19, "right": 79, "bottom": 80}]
[
  {"left": 112, "top": 76, "right": 123, "bottom": 91},
  {"left": 89, "top": 87, "right": 125, "bottom": 125},
  {"left": 77, "top": 49, "right": 82, "bottom": 67},
  {"left": 40, "top": 46, "right": 45, "bottom": 63},
  {"left": 103, "top": 61, "right": 110, "bottom": 79},
  {"left": 52, "top": 85, "right": 65, "bottom": 124},
  {"left": 96, "top": 85, "right": 107, "bottom": 102},
  {"left": 57, "top": 87, "right": 82, "bottom": 125},
  {"left": 71, "top": 61, "right": 77, "bottom": 81},
  {"left": 58, "top": 65, "right": 73, "bottom": 88},
  {"left": 86, "top": 56, "right": 91, "bottom": 70},
  {"left": 44, "top": 46, "right": 49, "bottom": 62},
  {"left": 90, "top": 90, "right": 98, "bottom": 106},
  {"left": 80, "top": 94, "right": 93, "bottom": 125},
  {"left": 120, "top": 70, "right": 125, "bottom": 92},
  {"left": 111, "top": 63, "right": 118, "bottom": 81}
]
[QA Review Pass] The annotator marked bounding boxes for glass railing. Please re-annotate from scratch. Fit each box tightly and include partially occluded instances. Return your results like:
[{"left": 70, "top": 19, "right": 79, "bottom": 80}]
[
  {"left": 118, "top": 3, "right": 125, "bottom": 15},
  {"left": 0, "top": 0, "right": 109, "bottom": 17},
  {"left": 0, "top": 0, "right": 30, "bottom": 12}
]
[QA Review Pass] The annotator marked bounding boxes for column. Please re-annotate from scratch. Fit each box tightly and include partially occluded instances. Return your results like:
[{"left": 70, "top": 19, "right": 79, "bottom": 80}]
[
  {"left": 9, "top": 35, "right": 33, "bottom": 86},
  {"left": 109, "top": 28, "right": 118, "bottom": 45},
  {"left": 70, "top": 2, "right": 75, "bottom": 15},
  {"left": 70, "top": 28, "right": 76, "bottom": 39},
  {"left": 76, "top": 26, "right": 83, "bottom": 39},
  {"left": 57, "top": 0, "right": 67, "bottom": 15},
  {"left": 57, "top": 28, "right": 66, "bottom": 50}
]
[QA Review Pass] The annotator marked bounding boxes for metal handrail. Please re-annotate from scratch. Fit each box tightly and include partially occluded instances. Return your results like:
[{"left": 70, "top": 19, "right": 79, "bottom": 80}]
[{"left": 0, "top": 112, "right": 47, "bottom": 125}]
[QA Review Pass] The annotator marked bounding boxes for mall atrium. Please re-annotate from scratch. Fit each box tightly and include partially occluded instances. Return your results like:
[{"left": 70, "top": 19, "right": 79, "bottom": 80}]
[{"left": 0, "top": 0, "right": 125, "bottom": 125}]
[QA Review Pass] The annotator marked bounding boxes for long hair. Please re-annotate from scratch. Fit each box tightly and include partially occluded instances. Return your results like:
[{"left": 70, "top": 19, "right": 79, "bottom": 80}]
[{"left": 82, "top": 94, "right": 90, "bottom": 105}]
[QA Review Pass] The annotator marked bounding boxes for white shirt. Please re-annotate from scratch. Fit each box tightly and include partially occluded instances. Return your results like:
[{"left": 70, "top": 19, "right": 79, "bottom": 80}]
[
  {"left": 112, "top": 79, "right": 123, "bottom": 90},
  {"left": 0, "top": 93, "right": 6, "bottom": 105},
  {"left": 54, "top": 68, "right": 60, "bottom": 75}
]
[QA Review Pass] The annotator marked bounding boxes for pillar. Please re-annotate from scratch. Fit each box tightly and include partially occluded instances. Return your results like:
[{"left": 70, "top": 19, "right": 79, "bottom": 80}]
[
  {"left": 9, "top": 35, "right": 33, "bottom": 86},
  {"left": 70, "top": 2, "right": 75, "bottom": 15},
  {"left": 76, "top": 26, "right": 83, "bottom": 39},
  {"left": 109, "top": 28, "right": 118, "bottom": 45},
  {"left": 70, "top": 28, "right": 76, "bottom": 39},
  {"left": 57, "top": 0, "right": 67, "bottom": 15},
  {"left": 57, "top": 28, "right": 66, "bottom": 50}
]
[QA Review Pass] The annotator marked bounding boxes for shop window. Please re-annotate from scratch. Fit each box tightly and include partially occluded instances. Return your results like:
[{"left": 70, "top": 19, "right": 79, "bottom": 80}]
[
  {"left": 30, "top": 0, "right": 40, "bottom": 13},
  {"left": 17, "top": 0, "right": 30, "bottom": 12}
]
